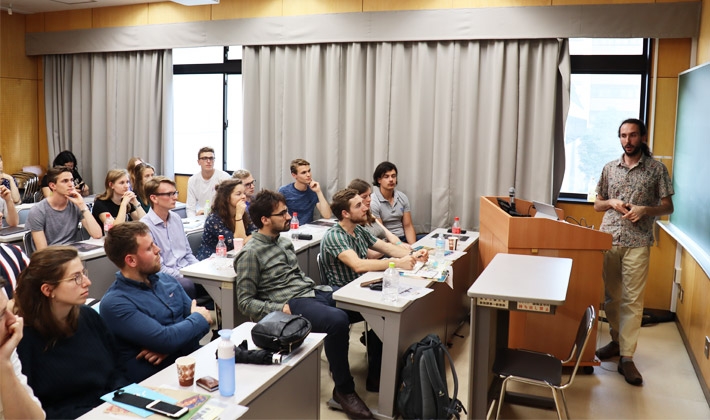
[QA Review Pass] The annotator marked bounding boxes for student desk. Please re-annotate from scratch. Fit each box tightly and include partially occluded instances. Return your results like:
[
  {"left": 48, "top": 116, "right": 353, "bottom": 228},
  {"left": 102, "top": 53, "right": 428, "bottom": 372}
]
[
  {"left": 79, "top": 322, "right": 326, "bottom": 420},
  {"left": 332, "top": 228, "right": 478, "bottom": 419},
  {"left": 467, "top": 253, "right": 572, "bottom": 419},
  {"left": 73, "top": 237, "right": 116, "bottom": 300}
]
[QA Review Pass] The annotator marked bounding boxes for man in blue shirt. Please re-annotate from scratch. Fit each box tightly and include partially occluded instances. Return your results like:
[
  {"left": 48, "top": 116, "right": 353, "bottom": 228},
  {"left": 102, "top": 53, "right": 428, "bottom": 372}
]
[
  {"left": 278, "top": 158, "right": 331, "bottom": 225},
  {"left": 101, "top": 222, "right": 213, "bottom": 382}
]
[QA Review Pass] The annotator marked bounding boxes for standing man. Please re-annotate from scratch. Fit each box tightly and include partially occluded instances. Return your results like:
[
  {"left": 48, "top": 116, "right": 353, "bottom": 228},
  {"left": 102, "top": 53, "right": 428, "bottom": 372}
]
[
  {"left": 26, "top": 167, "right": 102, "bottom": 251},
  {"left": 102, "top": 222, "right": 213, "bottom": 382},
  {"left": 142, "top": 176, "right": 201, "bottom": 298},
  {"left": 594, "top": 118, "right": 674, "bottom": 386},
  {"left": 186, "top": 147, "right": 230, "bottom": 217},
  {"left": 278, "top": 158, "right": 331, "bottom": 225},
  {"left": 235, "top": 190, "right": 372, "bottom": 419}
]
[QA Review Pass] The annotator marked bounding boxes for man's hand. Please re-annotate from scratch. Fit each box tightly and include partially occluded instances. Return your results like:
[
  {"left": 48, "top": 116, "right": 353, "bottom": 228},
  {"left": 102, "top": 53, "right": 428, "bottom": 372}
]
[
  {"left": 309, "top": 181, "right": 322, "bottom": 194},
  {"left": 621, "top": 204, "right": 646, "bottom": 223},
  {"left": 136, "top": 349, "right": 168, "bottom": 365},
  {"left": 394, "top": 255, "right": 416, "bottom": 270},
  {"left": 190, "top": 299, "right": 213, "bottom": 325},
  {"left": 607, "top": 198, "right": 629, "bottom": 215},
  {"left": 282, "top": 303, "right": 291, "bottom": 315},
  {"left": 412, "top": 249, "right": 429, "bottom": 262},
  {"left": 66, "top": 190, "right": 86, "bottom": 209}
]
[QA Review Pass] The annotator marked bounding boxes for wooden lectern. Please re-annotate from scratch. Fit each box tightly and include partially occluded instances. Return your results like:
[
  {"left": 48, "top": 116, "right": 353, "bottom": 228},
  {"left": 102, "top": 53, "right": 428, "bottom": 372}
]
[{"left": 479, "top": 196, "right": 612, "bottom": 367}]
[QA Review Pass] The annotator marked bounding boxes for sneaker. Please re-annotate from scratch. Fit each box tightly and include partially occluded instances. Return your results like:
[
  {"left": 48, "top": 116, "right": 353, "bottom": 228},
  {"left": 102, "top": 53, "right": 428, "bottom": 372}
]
[
  {"left": 595, "top": 341, "right": 620, "bottom": 360},
  {"left": 618, "top": 358, "right": 643, "bottom": 385}
]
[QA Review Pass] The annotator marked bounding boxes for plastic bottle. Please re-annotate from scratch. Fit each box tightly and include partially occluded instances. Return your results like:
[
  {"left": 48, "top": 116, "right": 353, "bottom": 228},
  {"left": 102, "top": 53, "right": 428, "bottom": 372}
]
[
  {"left": 103, "top": 213, "right": 114, "bottom": 235},
  {"left": 217, "top": 329, "right": 235, "bottom": 397},
  {"left": 434, "top": 235, "right": 446, "bottom": 267},
  {"left": 216, "top": 235, "right": 227, "bottom": 258},
  {"left": 382, "top": 262, "right": 399, "bottom": 303},
  {"left": 452, "top": 217, "right": 461, "bottom": 234},
  {"left": 204, "top": 200, "right": 211, "bottom": 215},
  {"left": 290, "top": 212, "right": 299, "bottom": 230}
]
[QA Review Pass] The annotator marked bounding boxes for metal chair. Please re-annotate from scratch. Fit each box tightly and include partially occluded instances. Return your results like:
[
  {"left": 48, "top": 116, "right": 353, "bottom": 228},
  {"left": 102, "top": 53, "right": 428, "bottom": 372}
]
[
  {"left": 23, "top": 231, "right": 36, "bottom": 256},
  {"left": 17, "top": 208, "right": 31, "bottom": 225},
  {"left": 316, "top": 252, "right": 328, "bottom": 285},
  {"left": 493, "top": 305, "right": 595, "bottom": 420}
]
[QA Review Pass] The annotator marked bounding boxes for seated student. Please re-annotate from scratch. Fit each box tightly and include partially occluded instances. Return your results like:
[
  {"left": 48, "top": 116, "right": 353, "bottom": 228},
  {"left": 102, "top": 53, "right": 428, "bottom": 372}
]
[
  {"left": 126, "top": 156, "right": 143, "bottom": 176},
  {"left": 0, "top": 155, "right": 21, "bottom": 204},
  {"left": 186, "top": 147, "right": 231, "bottom": 217},
  {"left": 232, "top": 169, "right": 258, "bottom": 233},
  {"left": 102, "top": 222, "right": 213, "bottom": 382},
  {"left": 141, "top": 176, "right": 202, "bottom": 299},
  {"left": 370, "top": 161, "right": 418, "bottom": 244},
  {"left": 0, "top": 243, "right": 29, "bottom": 300},
  {"left": 0, "top": 277, "right": 46, "bottom": 420},
  {"left": 41, "top": 151, "right": 90, "bottom": 197},
  {"left": 278, "top": 158, "right": 331, "bottom": 225},
  {"left": 235, "top": 190, "right": 372, "bottom": 419},
  {"left": 14, "top": 246, "right": 129, "bottom": 419},
  {"left": 0, "top": 184, "right": 19, "bottom": 227},
  {"left": 92, "top": 169, "right": 147, "bottom": 231},
  {"left": 347, "top": 179, "right": 411, "bottom": 259},
  {"left": 196, "top": 179, "right": 256, "bottom": 260},
  {"left": 131, "top": 162, "right": 155, "bottom": 213},
  {"left": 26, "top": 167, "right": 102, "bottom": 251}
]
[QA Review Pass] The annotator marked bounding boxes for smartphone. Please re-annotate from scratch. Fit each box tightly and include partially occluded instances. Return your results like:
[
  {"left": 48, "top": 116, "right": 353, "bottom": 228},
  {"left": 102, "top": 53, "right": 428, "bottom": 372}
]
[
  {"left": 145, "top": 400, "right": 188, "bottom": 418},
  {"left": 360, "top": 277, "right": 383, "bottom": 288}
]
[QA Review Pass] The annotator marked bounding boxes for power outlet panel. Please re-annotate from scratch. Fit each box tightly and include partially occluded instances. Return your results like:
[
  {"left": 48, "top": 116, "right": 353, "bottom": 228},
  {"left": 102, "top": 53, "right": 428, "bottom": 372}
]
[{"left": 704, "top": 336, "right": 710, "bottom": 359}]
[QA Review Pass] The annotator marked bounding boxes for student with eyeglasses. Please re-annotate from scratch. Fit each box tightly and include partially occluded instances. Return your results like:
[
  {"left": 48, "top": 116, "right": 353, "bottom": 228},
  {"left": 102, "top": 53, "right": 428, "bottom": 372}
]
[
  {"left": 141, "top": 177, "right": 203, "bottom": 300},
  {"left": 13, "top": 246, "right": 129, "bottom": 419},
  {"left": 186, "top": 147, "right": 230, "bottom": 217},
  {"left": 232, "top": 169, "right": 258, "bottom": 233}
]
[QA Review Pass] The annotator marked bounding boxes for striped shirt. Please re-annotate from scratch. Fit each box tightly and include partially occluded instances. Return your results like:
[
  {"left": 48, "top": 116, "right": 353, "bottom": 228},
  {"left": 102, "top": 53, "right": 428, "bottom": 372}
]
[
  {"left": 320, "top": 224, "right": 378, "bottom": 287},
  {"left": 0, "top": 243, "right": 29, "bottom": 299},
  {"left": 235, "top": 232, "right": 330, "bottom": 321},
  {"left": 597, "top": 154, "right": 674, "bottom": 247}
]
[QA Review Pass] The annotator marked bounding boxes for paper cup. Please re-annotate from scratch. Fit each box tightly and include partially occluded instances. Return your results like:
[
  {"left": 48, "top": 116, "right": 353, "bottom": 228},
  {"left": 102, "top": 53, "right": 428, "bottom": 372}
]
[
  {"left": 234, "top": 238, "right": 244, "bottom": 253},
  {"left": 447, "top": 237, "right": 459, "bottom": 251},
  {"left": 176, "top": 356, "right": 196, "bottom": 386}
]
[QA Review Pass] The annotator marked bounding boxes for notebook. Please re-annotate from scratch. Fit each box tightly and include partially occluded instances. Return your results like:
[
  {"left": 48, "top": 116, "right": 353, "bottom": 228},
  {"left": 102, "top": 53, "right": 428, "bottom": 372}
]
[{"left": 532, "top": 201, "right": 559, "bottom": 220}]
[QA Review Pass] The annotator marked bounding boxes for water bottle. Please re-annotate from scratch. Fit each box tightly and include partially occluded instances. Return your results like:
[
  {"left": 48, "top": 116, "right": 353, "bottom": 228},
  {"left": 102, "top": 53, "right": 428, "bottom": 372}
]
[
  {"left": 217, "top": 329, "right": 235, "bottom": 397},
  {"left": 434, "top": 235, "right": 446, "bottom": 267},
  {"left": 452, "top": 217, "right": 461, "bottom": 234},
  {"left": 103, "top": 213, "right": 114, "bottom": 235},
  {"left": 215, "top": 235, "right": 227, "bottom": 258},
  {"left": 204, "top": 199, "right": 211, "bottom": 215},
  {"left": 382, "top": 262, "right": 399, "bottom": 303},
  {"left": 290, "top": 212, "right": 299, "bottom": 230}
]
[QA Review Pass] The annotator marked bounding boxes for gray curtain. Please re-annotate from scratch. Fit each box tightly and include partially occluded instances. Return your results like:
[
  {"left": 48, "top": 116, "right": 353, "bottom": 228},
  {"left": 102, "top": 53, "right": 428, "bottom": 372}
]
[
  {"left": 243, "top": 39, "right": 569, "bottom": 232},
  {"left": 44, "top": 50, "right": 174, "bottom": 192}
]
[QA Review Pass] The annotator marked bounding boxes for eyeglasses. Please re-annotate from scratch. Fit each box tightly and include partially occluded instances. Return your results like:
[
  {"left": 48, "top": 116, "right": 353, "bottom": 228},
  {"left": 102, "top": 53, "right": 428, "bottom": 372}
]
[
  {"left": 199, "top": 156, "right": 216, "bottom": 161},
  {"left": 153, "top": 191, "right": 179, "bottom": 198},
  {"left": 61, "top": 268, "right": 89, "bottom": 286},
  {"left": 244, "top": 180, "right": 256, "bottom": 188},
  {"left": 270, "top": 209, "right": 290, "bottom": 218}
]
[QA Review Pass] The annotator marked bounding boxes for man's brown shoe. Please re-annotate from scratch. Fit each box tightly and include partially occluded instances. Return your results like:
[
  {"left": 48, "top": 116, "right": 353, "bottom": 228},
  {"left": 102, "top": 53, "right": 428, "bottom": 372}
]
[
  {"left": 595, "top": 341, "right": 620, "bottom": 360},
  {"left": 618, "top": 358, "right": 643, "bottom": 386},
  {"left": 332, "top": 388, "right": 374, "bottom": 419}
]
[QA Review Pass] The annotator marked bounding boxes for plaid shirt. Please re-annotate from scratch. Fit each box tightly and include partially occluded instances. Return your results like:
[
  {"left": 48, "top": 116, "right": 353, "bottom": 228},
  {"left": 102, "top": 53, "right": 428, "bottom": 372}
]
[
  {"left": 235, "top": 232, "right": 327, "bottom": 321},
  {"left": 320, "top": 224, "right": 378, "bottom": 287},
  {"left": 597, "top": 154, "right": 674, "bottom": 247}
]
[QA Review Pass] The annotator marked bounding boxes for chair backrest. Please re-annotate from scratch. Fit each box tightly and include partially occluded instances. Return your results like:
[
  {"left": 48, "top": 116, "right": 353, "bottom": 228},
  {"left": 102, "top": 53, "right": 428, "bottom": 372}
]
[
  {"left": 17, "top": 208, "right": 31, "bottom": 225},
  {"left": 186, "top": 230, "right": 203, "bottom": 255},
  {"left": 33, "top": 190, "right": 44, "bottom": 203},
  {"left": 316, "top": 252, "right": 328, "bottom": 285},
  {"left": 561, "top": 304, "right": 595, "bottom": 388},
  {"left": 23, "top": 231, "right": 36, "bottom": 256}
]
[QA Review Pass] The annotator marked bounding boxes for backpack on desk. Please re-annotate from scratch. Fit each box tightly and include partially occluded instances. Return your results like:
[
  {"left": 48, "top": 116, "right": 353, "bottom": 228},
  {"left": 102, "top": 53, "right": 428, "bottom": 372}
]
[{"left": 396, "top": 334, "right": 466, "bottom": 419}]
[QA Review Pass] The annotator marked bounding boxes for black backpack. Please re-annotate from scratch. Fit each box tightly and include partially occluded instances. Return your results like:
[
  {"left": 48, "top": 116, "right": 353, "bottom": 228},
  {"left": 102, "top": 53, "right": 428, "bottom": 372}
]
[{"left": 397, "top": 334, "right": 466, "bottom": 419}]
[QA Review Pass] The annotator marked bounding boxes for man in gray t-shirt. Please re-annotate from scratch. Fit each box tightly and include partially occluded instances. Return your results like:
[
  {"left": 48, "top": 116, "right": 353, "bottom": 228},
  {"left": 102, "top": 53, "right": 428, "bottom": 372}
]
[{"left": 26, "top": 167, "right": 102, "bottom": 250}]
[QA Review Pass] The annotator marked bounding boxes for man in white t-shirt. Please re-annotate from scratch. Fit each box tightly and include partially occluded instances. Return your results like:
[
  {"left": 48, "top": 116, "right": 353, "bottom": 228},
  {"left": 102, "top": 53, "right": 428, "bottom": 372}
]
[{"left": 186, "top": 147, "right": 230, "bottom": 217}]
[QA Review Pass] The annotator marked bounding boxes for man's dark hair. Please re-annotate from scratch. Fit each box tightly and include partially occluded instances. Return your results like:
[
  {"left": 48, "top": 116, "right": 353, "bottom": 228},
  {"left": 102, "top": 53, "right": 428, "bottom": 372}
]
[
  {"left": 618, "top": 118, "right": 651, "bottom": 157},
  {"left": 330, "top": 188, "right": 359, "bottom": 221},
  {"left": 104, "top": 221, "right": 151, "bottom": 268},
  {"left": 249, "top": 190, "right": 286, "bottom": 229},
  {"left": 46, "top": 166, "right": 73, "bottom": 185},
  {"left": 372, "top": 161, "right": 398, "bottom": 187}
]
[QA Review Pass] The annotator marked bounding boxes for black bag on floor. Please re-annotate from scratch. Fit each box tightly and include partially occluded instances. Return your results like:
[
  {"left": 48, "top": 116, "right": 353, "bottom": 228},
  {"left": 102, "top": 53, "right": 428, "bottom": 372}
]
[{"left": 397, "top": 334, "right": 465, "bottom": 419}]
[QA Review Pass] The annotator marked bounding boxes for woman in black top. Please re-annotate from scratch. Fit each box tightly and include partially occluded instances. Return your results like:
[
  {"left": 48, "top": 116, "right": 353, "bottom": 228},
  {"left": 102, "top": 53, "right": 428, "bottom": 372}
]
[
  {"left": 41, "top": 150, "right": 90, "bottom": 197},
  {"left": 92, "top": 169, "right": 146, "bottom": 231}
]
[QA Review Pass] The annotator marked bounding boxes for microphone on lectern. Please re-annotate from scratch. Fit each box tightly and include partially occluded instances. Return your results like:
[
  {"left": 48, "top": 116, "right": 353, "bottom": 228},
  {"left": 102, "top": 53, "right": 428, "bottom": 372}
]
[{"left": 509, "top": 187, "right": 516, "bottom": 212}]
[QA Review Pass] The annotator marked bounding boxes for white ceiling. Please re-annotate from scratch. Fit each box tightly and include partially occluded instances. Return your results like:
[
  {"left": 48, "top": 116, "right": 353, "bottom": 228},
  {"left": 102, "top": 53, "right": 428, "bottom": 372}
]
[{"left": 3, "top": 0, "right": 165, "bottom": 14}]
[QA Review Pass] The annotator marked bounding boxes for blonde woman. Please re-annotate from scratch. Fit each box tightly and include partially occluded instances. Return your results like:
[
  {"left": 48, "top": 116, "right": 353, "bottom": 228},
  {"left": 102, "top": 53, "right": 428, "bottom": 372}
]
[{"left": 91, "top": 169, "right": 146, "bottom": 230}]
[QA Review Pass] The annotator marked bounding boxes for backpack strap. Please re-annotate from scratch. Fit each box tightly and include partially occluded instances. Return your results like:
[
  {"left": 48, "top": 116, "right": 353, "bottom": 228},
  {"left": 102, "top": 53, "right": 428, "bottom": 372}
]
[
  {"left": 437, "top": 341, "right": 467, "bottom": 419},
  {"left": 422, "top": 348, "right": 452, "bottom": 418}
]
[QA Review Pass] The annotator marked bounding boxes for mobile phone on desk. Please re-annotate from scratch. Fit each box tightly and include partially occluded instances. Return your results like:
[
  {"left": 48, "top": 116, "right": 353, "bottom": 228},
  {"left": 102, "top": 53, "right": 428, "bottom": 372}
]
[
  {"left": 360, "top": 277, "right": 382, "bottom": 288},
  {"left": 146, "top": 400, "right": 188, "bottom": 418}
]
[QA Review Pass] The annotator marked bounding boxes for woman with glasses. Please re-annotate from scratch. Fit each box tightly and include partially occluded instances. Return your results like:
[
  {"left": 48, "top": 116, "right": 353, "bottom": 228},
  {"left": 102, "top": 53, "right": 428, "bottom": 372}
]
[
  {"left": 13, "top": 246, "right": 129, "bottom": 419},
  {"left": 196, "top": 179, "right": 256, "bottom": 260},
  {"left": 92, "top": 169, "right": 146, "bottom": 231},
  {"left": 348, "top": 178, "right": 411, "bottom": 259},
  {"left": 131, "top": 162, "right": 156, "bottom": 213}
]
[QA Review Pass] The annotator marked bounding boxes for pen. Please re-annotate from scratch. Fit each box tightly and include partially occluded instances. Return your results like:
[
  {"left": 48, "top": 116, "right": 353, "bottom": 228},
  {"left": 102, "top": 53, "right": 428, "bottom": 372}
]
[{"left": 399, "top": 287, "right": 412, "bottom": 294}]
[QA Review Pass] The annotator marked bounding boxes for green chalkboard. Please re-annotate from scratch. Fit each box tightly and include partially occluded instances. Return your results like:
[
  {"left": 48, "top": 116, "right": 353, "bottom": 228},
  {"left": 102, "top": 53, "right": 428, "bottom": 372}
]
[{"left": 671, "top": 62, "right": 710, "bottom": 275}]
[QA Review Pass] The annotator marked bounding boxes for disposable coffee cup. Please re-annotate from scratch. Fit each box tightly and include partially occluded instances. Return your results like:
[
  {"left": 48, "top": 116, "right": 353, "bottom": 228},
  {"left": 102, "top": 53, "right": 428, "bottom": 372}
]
[
  {"left": 447, "top": 237, "right": 459, "bottom": 251},
  {"left": 176, "top": 356, "right": 196, "bottom": 386},
  {"left": 234, "top": 238, "right": 244, "bottom": 253}
]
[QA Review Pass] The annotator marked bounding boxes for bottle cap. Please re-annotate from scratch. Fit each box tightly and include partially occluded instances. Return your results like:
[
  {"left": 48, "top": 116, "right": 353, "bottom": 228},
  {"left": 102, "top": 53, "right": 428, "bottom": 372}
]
[
  {"left": 455, "top": 217, "right": 459, "bottom": 221},
  {"left": 293, "top": 212, "right": 297, "bottom": 216},
  {"left": 218, "top": 329, "right": 232, "bottom": 340},
  {"left": 389, "top": 262, "right": 395, "bottom": 268},
  {"left": 218, "top": 235, "right": 224, "bottom": 240}
]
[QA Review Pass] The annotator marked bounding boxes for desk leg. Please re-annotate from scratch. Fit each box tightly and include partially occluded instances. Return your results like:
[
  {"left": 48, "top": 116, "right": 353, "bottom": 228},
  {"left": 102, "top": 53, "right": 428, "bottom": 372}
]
[
  {"left": 186, "top": 276, "right": 240, "bottom": 330},
  {"left": 468, "top": 299, "right": 495, "bottom": 420}
]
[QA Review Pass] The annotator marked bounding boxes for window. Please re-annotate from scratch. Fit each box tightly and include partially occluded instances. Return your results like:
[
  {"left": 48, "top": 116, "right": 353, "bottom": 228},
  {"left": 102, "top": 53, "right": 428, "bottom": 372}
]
[
  {"left": 560, "top": 38, "right": 650, "bottom": 200},
  {"left": 173, "top": 46, "right": 242, "bottom": 174}
]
